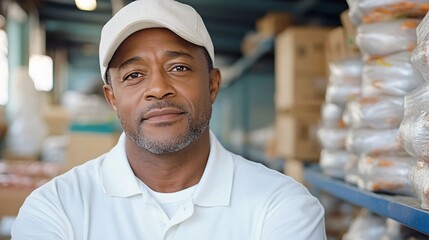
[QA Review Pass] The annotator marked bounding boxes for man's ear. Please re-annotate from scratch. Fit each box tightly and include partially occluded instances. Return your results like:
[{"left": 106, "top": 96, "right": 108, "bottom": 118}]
[
  {"left": 103, "top": 84, "right": 118, "bottom": 112},
  {"left": 209, "top": 68, "right": 221, "bottom": 104}
]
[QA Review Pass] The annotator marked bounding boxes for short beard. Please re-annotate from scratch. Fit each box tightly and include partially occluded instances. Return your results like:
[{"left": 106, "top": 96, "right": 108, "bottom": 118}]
[{"left": 119, "top": 101, "right": 211, "bottom": 155}]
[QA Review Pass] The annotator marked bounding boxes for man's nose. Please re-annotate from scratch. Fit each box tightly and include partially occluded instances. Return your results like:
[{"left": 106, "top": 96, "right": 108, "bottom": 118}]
[{"left": 143, "top": 70, "right": 176, "bottom": 100}]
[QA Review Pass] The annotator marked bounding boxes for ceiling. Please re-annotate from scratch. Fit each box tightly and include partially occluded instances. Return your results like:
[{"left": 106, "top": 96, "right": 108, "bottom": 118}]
[{"left": 21, "top": 0, "right": 349, "bottom": 68}]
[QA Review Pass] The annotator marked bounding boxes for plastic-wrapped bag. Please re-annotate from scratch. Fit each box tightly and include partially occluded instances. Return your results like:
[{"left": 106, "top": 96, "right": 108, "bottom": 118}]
[
  {"left": 346, "top": 0, "right": 364, "bottom": 25},
  {"left": 356, "top": 19, "right": 419, "bottom": 59},
  {"left": 411, "top": 12, "right": 429, "bottom": 82},
  {"left": 398, "top": 83, "right": 429, "bottom": 161},
  {"left": 357, "top": 153, "right": 416, "bottom": 195},
  {"left": 325, "top": 82, "right": 361, "bottom": 107},
  {"left": 329, "top": 57, "right": 363, "bottom": 85},
  {"left": 320, "top": 149, "right": 358, "bottom": 179},
  {"left": 398, "top": 109, "right": 429, "bottom": 161},
  {"left": 381, "top": 219, "right": 403, "bottom": 240},
  {"left": 411, "top": 42, "right": 429, "bottom": 82},
  {"left": 362, "top": 51, "right": 424, "bottom": 97},
  {"left": 317, "top": 127, "right": 348, "bottom": 150},
  {"left": 402, "top": 81, "right": 429, "bottom": 106},
  {"left": 344, "top": 153, "right": 361, "bottom": 186},
  {"left": 416, "top": 10, "right": 429, "bottom": 43},
  {"left": 409, "top": 160, "right": 429, "bottom": 210},
  {"left": 346, "top": 128, "right": 404, "bottom": 155},
  {"left": 344, "top": 96, "right": 404, "bottom": 129},
  {"left": 342, "top": 104, "right": 354, "bottom": 129},
  {"left": 347, "top": 0, "right": 429, "bottom": 25},
  {"left": 325, "top": 57, "right": 362, "bottom": 107},
  {"left": 6, "top": 67, "right": 48, "bottom": 157},
  {"left": 342, "top": 209, "right": 386, "bottom": 240},
  {"left": 321, "top": 103, "right": 345, "bottom": 128},
  {"left": 41, "top": 135, "right": 69, "bottom": 163}
]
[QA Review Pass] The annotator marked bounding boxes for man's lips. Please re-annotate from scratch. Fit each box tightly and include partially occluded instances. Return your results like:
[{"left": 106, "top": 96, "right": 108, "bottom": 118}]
[{"left": 143, "top": 108, "right": 185, "bottom": 121}]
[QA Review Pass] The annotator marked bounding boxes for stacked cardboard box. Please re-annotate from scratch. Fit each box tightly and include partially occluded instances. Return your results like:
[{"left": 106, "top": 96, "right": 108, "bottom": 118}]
[
  {"left": 275, "top": 27, "right": 331, "bottom": 110},
  {"left": 274, "top": 27, "right": 331, "bottom": 182},
  {"left": 275, "top": 111, "right": 320, "bottom": 160}
]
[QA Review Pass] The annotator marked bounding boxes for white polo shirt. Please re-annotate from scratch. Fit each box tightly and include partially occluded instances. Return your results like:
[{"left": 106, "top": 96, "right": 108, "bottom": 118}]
[{"left": 12, "top": 131, "right": 326, "bottom": 240}]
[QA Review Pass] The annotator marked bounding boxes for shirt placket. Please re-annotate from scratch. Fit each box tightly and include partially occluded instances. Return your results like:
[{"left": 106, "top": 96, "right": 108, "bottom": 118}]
[
  {"left": 140, "top": 190, "right": 170, "bottom": 239},
  {"left": 162, "top": 200, "right": 195, "bottom": 240}
]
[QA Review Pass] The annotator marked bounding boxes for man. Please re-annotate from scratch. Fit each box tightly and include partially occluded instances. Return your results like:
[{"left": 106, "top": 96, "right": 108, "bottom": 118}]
[{"left": 12, "top": 0, "right": 326, "bottom": 239}]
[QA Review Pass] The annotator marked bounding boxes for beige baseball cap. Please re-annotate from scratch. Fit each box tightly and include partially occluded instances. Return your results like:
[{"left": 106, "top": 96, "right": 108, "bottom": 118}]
[{"left": 99, "top": 0, "right": 215, "bottom": 83}]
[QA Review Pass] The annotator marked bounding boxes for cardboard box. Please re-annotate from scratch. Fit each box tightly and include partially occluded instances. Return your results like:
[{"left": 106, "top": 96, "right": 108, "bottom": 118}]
[
  {"left": 0, "top": 187, "right": 34, "bottom": 218},
  {"left": 275, "top": 27, "right": 331, "bottom": 110},
  {"left": 43, "top": 105, "right": 71, "bottom": 136},
  {"left": 275, "top": 71, "right": 327, "bottom": 111},
  {"left": 2, "top": 150, "right": 39, "bottom": 161},
  {"left": 283, "top": 158, "right": 307, "bottom": 184},
  {"left": 256, "top": 12, "right": 294, "bottom": 37},
  {"left": 326, "top": 27, "right": 360, "bottom": 63},
  {"left": 326, "top": 27, "right": 348, "bottom": 63},
  {"left": 276, "top": 27, "right": 332, "bottom": 74},
  {"left": 275, "top": 112, "right": 321, "bottom": 161},
  {"left": 65, "top": 132, "right": 119, "bottom": 170}
]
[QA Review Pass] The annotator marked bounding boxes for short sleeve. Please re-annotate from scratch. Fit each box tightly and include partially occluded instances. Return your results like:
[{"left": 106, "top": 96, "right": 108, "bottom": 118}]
[
  {"left": 11, "top": 188, "right": 73, "bottom": 240},
  {"left": 260, "top": 193, "right": 326, "bottom": 240}
]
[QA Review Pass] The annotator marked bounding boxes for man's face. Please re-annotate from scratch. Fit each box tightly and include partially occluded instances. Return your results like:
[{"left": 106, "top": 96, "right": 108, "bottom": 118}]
[{"left": 104, "top": 28, "right": 220, "bottom": 154}]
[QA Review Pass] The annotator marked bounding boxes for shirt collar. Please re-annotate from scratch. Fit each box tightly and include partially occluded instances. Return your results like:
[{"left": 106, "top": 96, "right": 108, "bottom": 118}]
[
  {"left": 100, "top": 131, "right": 234, "bottom": 207},
  {"left": 192, "top": 131, "right": 233, "bottom": 207},
  {"left": 100, "top": 132, "right": 142, "bottom": 197}
]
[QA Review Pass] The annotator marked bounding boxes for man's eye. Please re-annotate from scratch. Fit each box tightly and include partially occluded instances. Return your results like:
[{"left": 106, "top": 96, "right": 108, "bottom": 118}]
[
  {"left": 124, "top": 72, "right": 142, "bottom": 80},
  {"left": 172, "top": 65, "right": 189, "bottom": 72}
]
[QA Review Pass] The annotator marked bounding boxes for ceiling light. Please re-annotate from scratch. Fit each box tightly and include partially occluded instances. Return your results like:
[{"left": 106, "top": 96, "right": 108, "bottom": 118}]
[{"left": 74, "top": 0, "right": 97, "bottom": 11}]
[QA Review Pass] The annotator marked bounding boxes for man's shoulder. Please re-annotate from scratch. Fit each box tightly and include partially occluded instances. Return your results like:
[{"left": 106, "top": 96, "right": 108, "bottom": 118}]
[
  {"left": 228, "top": 154, "right": 321, "bottom": 222},
  {"left": 31, "top": 155, "right": 105, "bottom": 199},
  {"left": 231, "top": 154, "right": 309, "bottom": 196},
  {"left": 232, "top": 154, "right": 288, "bottom": 181}
]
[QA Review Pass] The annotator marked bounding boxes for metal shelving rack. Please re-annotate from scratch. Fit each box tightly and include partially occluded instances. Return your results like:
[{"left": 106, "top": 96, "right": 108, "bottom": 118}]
[{"left": 304, "top": 165, "right": 429, "bottom": 235}]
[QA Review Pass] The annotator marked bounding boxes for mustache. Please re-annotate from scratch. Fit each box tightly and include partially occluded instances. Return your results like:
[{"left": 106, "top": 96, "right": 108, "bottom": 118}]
[{"left": 138, "top": 101, "right": 188, "bottom": 121}]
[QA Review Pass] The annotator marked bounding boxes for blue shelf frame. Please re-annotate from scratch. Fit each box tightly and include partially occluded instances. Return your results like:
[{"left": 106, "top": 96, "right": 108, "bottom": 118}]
[{"left": 304, "top": 165, "right": 429, "bottom": 235}]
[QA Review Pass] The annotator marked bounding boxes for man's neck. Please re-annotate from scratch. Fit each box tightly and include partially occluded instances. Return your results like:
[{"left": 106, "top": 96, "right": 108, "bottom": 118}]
[{"left": 125, "top": 130, "right": 210, "bottom": 193}]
